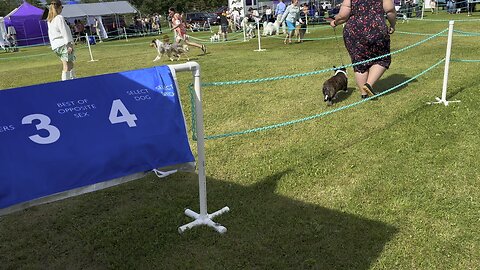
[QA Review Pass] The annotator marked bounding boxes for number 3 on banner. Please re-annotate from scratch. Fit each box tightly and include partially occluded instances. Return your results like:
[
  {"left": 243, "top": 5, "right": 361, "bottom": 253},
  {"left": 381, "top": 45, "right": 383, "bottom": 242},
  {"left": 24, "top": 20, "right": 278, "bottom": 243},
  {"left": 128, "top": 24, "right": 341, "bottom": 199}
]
[
  {"left": 22, "top": 114, "right": 61, "bottom": 144},
  {"left": 109, "top": 99, "right": 137, "bottom": 127}
]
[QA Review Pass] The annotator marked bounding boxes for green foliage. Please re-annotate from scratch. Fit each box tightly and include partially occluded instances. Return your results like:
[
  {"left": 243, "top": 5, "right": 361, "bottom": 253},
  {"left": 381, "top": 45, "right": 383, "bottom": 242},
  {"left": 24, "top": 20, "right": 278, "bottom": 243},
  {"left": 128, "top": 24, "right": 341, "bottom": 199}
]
[
  {"left": 0, "top": 0, "right": 43, "bottom": 16},
  {"left": 0, "top": 0, "right": 227, "bottom": 17},
  {"left": 0, "top": 0, "right": 19, "bottom": 16}
]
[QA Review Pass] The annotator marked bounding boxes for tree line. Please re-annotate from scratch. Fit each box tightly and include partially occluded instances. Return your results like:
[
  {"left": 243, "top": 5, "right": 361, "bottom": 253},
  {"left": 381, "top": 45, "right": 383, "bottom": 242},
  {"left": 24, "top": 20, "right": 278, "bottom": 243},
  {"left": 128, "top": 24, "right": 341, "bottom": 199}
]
[{"left": 1, "top": 0, "right": 228, "bottom": 17}]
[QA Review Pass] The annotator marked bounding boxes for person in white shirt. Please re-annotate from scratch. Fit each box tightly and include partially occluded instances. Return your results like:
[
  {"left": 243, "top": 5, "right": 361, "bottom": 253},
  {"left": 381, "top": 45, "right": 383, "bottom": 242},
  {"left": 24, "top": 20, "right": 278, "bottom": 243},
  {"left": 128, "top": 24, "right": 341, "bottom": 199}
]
[
  {"left": 94, "top": 18, "right": 103, "bottom": 43},
  {"left": 47, "top": 0, "right": 76, "bottom": 81}
]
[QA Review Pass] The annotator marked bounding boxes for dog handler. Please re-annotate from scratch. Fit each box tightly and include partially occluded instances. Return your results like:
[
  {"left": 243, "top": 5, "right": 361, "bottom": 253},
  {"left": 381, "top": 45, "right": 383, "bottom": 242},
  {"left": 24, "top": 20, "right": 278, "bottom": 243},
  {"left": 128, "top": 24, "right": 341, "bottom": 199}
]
[
  {"left": 280, "top": 0, "right": 302, "bottom": 45},
  {"left": 47, "top": 0, "right": 76, "bottom": 81},
  {"left": 330, "top": 0, "right": 396, "bottom": 98},
  {"left": 168, "top": 7, "right": 207, "bottom": 54}
]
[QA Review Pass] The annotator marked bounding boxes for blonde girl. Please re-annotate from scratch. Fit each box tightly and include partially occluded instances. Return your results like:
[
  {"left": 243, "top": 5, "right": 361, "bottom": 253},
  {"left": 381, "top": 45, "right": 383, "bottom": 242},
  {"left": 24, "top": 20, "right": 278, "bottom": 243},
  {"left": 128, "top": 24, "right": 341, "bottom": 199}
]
[{"left": 47, "top": 0, "right": 76, "bottom": 81}]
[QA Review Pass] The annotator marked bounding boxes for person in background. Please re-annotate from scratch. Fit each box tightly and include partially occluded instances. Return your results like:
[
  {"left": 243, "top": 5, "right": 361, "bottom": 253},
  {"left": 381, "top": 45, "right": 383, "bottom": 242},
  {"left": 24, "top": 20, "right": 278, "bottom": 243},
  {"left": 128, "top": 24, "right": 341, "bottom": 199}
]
[
  {"left": 73, "top": 20, "right": 85, "bottom": 43},
  {"left": 47, "top": 0, "right": 76, "bottom": 81},
  {"left": 298, "top": 3, "right": 308, "bottom": 42},
  {"left": 406, "top": 0, "right": 413, "bottom": 17},
  {"left": 94, "top": 18, "right": 103, "bottom": 43},
  {"left": 265, "top": 6, "right": 273, "bottom": 22},
  {"left": 430, "top": 0, "right": 436, "bottom": 13},
  {"left": 6, "top": 25, "right": 16, "bottom": 45},
  {"left": 275, "top": 0, "right": 287, "bottom": 34},
  {"left": 330, "top": 0, "right": 396, "bottom": 98},
  {"left": 155, "top": 14, "right": 162, "bottom": 33},
  {"left": 232, "top": 8, "right": 241, "bottom": 30},
  {"left": 280, "top": 0, "right": 301, "bottom": 44},
  {"left": 168, "top": 7, "right": 207, "bottom": 54},
  {"left": 219, "top": 11, "right": 229, "bottom": 41}
]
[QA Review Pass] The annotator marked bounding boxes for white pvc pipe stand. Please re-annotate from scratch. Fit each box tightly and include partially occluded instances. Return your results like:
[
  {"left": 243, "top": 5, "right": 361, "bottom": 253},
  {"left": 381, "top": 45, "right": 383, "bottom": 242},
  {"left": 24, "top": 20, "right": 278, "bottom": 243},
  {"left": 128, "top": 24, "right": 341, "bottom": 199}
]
[
  {"left": 85, "top": 33, "right": 98, "bottom": 62},
  {"left": 254, "top": 20, "right": 266, "bottom": 52},
  {"left": 243, "top": 23, "right": 247, "bottom": 42},
  {"left": 428, "top": 21, "right": 460, "bottom": 106},
  {"left": 169, "top": 62, "right": 230, "bottom": 234},
  {"left": 123, "top": 27, "right": 128, "bottom": 42}
]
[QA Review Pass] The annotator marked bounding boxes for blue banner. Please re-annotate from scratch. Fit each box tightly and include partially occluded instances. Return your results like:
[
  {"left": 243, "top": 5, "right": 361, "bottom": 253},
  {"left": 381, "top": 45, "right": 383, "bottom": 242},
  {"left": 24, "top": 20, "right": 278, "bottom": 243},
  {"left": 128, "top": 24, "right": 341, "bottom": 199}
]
[{"left": 0, "top": 66, "right": 194, "bottom": 210}]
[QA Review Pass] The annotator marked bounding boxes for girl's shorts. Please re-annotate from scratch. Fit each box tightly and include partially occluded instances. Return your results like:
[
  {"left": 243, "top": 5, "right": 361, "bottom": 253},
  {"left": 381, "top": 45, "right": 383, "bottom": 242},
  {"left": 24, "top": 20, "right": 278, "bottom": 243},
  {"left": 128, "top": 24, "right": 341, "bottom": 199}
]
[{"left": 53, "top": 44, "right": 76, "bottom": 62}]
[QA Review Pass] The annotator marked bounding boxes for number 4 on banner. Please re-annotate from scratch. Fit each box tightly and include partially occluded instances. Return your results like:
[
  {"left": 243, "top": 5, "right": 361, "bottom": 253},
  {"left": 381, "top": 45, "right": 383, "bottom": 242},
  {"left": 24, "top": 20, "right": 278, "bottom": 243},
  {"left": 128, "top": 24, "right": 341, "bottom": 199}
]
[{"left": 109, "top": 99, "right": 137, "bottom": 127}]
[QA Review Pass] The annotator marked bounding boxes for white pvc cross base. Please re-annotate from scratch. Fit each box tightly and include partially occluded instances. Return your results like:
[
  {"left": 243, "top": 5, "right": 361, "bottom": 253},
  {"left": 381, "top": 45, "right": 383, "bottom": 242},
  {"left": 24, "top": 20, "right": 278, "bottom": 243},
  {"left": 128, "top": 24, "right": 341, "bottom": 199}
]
[
  {"left": 428, "top": 97, "right": 461, "bottom": 106},
  {"left": 178, "top": 207, "right": 230, "bottom": 234},
  {"left": 254, "top": 49, "right": 266, "bottom": 52}
]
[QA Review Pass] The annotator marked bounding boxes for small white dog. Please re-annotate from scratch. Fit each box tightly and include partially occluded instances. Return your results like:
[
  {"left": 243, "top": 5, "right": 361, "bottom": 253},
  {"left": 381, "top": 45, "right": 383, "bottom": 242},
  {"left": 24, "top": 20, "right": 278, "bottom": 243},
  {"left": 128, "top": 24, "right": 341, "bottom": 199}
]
[
  {"left": 262, "top": 21, "right": 277, "bottom": 36},
  {"left": 210, "top": 33, "right": 220, "bottom": 42},
  {"left": 241, "top": 17, "right": 256, "bottom": 39},
  {"left": 150, "top": 39, "right": 189, "bottom": 62}
]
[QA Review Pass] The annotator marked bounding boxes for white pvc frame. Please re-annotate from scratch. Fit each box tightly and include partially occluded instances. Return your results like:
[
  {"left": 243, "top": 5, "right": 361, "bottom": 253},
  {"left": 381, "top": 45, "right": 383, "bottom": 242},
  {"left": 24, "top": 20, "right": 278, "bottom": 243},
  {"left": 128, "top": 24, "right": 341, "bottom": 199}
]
[
  {"left": 169, "top": 62, "right": 230, "bottom": 234},
  {"left": 0, "top": 62, "right": 229, "bottom": 235},
  {"left": 85, "top": 33, "right": 98, "bottom": 62},
  {"left": 428, "top": 20, "right": 460, "bottom": 106},
  {"left": 254, "top": 20, "right": 266, "bottom": 52}
]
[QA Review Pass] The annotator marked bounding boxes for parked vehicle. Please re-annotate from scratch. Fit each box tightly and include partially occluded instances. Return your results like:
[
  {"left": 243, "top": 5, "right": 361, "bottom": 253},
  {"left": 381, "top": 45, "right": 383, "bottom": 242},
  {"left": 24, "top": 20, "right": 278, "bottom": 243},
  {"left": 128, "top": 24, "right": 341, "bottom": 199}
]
[{"left": 185, "top": 12, "right": 219, "bottom": 27}]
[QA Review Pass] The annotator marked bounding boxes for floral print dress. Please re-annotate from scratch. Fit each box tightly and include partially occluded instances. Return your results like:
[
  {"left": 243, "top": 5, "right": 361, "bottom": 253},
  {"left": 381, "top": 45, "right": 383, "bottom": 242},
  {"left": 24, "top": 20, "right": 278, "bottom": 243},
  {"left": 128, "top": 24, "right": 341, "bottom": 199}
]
[{"left": 343, "top": 0, "right": 391, "bottom": 73}]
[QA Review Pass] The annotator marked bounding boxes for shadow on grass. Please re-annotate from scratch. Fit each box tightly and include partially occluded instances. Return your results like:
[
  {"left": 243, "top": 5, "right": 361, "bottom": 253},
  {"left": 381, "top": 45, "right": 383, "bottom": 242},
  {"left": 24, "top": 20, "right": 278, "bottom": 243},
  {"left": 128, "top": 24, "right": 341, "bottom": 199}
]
[
  {"left": 333, "top": 87, "right": 356, "bottom": 104},
  {"left": 446, "top": 78, "right": 480, "bottom": 100},
  {"left": 0, "top": 170, "right": 397, "bottom": 269},
  {"left": 375, "top": 73, "right": 418, "bottom": 96}
]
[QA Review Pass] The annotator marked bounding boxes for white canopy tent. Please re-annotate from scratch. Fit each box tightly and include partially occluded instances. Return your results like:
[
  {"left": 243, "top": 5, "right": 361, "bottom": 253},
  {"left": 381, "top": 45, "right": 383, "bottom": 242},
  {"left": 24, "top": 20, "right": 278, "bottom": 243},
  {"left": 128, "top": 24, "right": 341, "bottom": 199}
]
[
  {"left": 0, "top": 17, "right": 6, "bottom": 49},
  {"left": 61, "top": 1, "right": 138, "bottom": 18},
  {"left": 61, "top": 1, "right": 138, "bottom": 39}
]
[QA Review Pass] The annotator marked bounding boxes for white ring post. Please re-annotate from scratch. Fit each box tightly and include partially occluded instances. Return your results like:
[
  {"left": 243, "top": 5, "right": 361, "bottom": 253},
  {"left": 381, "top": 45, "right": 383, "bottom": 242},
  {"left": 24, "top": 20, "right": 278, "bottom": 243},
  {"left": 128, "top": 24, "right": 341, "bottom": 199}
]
[
  {"left": 85, "top": 33, "right": 98, "bottom": 62},
  {"left": 421, "top": 2, "right": 425, "bottom": 19},
  {"left": 123, "top": 27, "right": 128, "bottom": 42},
  {"left": 428, "top": 21, "right": 460, "bottom": 106},
  {"left": 254, "top": 20, "right": 266, "bottom": 52},
  {"left": 170, "top": 62, "right": 229, "bottom": 234},
  {"left": 306, "top": 14, "right": 310, "bottom": 34},
  {"left": 243, "top": 23, "right": 247, "bottom": 42}
]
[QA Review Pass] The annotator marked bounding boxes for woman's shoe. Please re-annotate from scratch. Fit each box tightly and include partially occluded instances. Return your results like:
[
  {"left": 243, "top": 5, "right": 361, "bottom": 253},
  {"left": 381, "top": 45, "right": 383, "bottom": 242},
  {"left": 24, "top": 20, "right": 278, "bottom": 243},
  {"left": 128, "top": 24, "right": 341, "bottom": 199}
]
[
  {"left": 362, "top": 83, "right": 377, "bottom": 97},
  {"left": 361, "top": 94, "right": 369, "bottom": 99}
]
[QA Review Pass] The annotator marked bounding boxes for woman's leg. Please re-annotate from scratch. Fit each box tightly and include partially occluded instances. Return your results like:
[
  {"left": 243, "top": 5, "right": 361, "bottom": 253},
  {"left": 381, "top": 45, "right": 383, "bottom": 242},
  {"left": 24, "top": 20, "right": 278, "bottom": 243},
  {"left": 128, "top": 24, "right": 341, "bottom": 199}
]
[
  {"left": 184, "top": 40, "right": 202, "bottom": 49},
  {"left": 61, "top": 60, "right": 69, "bottom": 81},
  {"left": 355, "top": 71, "right": 368, "bottom": 95},
  {"left": 67, "top": 61, "right": 75, "bottom": 79},
  {"left": 366, "top": 64, "right": 387, "bottom": 87},
  {"left": 185, "top": 39, "right": 206, "bottom": 54}
]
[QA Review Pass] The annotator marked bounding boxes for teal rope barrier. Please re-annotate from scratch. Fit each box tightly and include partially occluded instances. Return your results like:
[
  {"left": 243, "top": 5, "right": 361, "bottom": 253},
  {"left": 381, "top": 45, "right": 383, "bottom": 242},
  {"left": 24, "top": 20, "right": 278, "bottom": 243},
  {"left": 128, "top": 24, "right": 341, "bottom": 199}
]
[
  {"left": 453, "top": 30, "right": 480, "bottom": 36},
  {"left": 185, "top": 29, "right": 447, "bottom": 139},
  {"left": 451, "top": 59, "right": 480, "bottom": 62},
  {"left": 266, "top": 35, "right": 337, "bottom": 41},
  {"left": 202, "top": 28, "right": 448, "bottom": 87},
  {"left": 202, "top": 59, "right": 446, "bottom": 140},
  {"left": 408, "top": 18, "right": 480, "bottom": 22},
  {"left": 397, "top": 31, "right": 448, "bottom": 36}
]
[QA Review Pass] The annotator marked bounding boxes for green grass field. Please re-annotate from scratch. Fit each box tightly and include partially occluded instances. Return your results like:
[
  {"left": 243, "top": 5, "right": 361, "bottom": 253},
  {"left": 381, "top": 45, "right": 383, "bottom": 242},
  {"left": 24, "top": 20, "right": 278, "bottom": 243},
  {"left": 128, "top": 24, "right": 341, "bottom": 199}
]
[{"left": 1, "top": 12, "right": 479, "bottom": 269}]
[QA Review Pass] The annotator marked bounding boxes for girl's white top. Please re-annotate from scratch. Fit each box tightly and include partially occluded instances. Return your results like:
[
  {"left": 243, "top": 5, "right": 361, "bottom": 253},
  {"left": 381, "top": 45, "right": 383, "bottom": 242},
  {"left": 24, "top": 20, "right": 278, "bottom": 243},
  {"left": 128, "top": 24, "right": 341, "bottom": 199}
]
[{"left": 47, "top": 15, "right": 73, "bottom": 50}]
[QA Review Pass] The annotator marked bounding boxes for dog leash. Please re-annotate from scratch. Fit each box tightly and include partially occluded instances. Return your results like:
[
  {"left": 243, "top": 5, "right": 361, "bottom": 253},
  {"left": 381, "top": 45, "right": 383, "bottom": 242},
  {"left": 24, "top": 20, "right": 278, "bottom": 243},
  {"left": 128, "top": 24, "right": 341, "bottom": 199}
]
[{"left": 332, "top": 26, "right": 346, "bottom": 67}]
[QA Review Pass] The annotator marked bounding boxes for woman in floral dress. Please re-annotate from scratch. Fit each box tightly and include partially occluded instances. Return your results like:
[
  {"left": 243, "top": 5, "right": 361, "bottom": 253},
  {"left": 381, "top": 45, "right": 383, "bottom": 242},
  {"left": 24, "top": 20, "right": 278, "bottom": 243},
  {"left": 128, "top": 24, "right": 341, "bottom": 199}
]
[{"left": 330, "top": 0, "right": 396, "bottom": 98}]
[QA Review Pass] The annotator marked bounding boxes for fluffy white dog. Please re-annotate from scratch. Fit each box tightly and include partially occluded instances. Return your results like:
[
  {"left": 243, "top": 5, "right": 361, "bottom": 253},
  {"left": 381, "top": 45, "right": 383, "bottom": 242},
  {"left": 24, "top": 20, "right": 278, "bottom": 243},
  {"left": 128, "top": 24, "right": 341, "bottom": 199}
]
[
  {"left": 210, "top": 33, "right": 220, "bottom": 42},
  {"left": 262, "top": 21, "right": 277, "bottom": 36}
]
